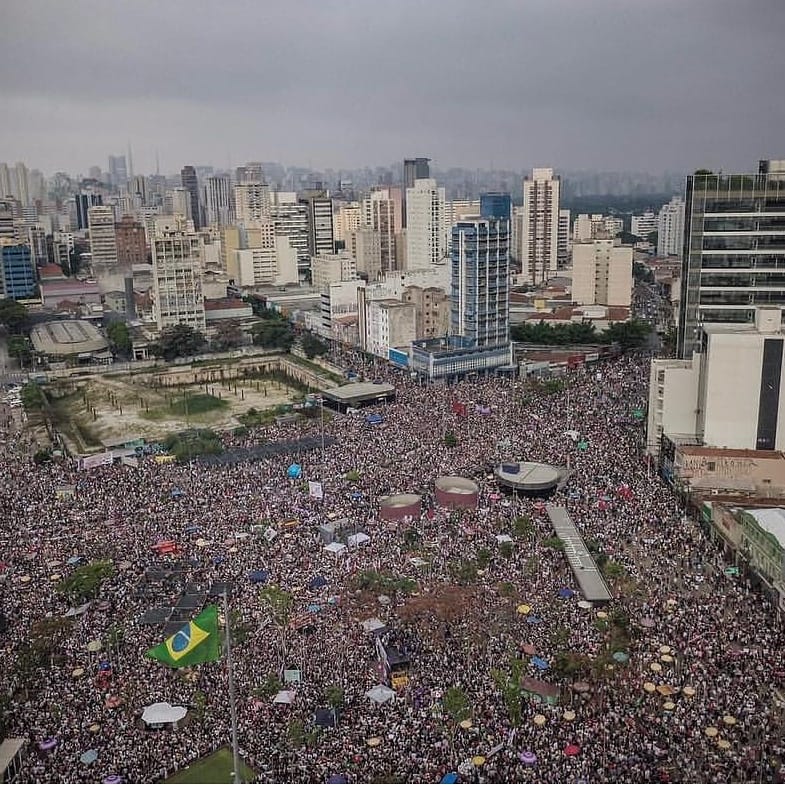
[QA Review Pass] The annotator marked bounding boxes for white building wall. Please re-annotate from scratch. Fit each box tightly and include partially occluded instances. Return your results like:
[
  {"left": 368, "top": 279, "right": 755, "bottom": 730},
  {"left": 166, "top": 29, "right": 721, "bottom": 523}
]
[
  {"left": 405, "top": 179, "right": 447, "bottom": 269},
  {"left": 521, "top": 167, "right": 560, "bottom": 285},
  {"left": 658, "top": 197, "right": 685, "bottom": 257}
]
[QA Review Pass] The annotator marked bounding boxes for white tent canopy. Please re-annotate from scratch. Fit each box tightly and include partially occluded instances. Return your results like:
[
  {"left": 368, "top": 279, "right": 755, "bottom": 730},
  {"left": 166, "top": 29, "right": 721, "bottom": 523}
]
[
  {"left": 324, "top": 542, "right": 347, "bottom": 555},
  {"left": 495, "top": 534, "right": 513, "bottom": 544},
  {"left": 365, "top": 684, "right": 396, "bottom": 704},
  {"left": 141, "top": 702, "right": 187, "bottom": 725},
  {"left": 273, "top": 690, "right": 297, "bottom": 705},
  {"left": 347, "top": 532, "right": 370, "bottom": 548},
  {"left": 361, "top": 617, "right": 386, "bottom": 634}
]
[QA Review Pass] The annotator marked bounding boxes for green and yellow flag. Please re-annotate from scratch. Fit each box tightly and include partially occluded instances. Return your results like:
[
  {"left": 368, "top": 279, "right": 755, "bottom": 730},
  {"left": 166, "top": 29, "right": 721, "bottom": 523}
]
[{"left": 145, "top": 605, "right": 221, "bottom": 668}]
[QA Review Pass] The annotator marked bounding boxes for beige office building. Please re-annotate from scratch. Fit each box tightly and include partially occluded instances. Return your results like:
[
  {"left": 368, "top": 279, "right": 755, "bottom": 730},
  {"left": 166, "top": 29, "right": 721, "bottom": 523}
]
[{"left": 571, "top": 239, "right": 632, "bottom": 307}]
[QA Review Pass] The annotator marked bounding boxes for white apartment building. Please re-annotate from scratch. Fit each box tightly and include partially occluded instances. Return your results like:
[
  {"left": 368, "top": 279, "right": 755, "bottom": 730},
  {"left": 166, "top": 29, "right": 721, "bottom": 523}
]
[
  {"left": 647, "top": 308, "right": 785, "bottom": 456},
  {"left": 203, "top": 176, "right": 233, "bottom": 227},
  {"left": 657, "top": 196, "right": 685, "bottom": 257},
  {"left": 405, "top": 178, "right": 447, "bottom": 270},
  {"left": 320, "top": 279, "right": 365, "bottom": 339},
  {"left": 631, "top": 210, "right": 658, "bottom": 240},
  {"left": 88, "top": 205, "right": 120, "bottom": 292},
  {"left": 234, "top": 182, "right": 271, "bottom": 224},
  {"left": 521, "top": 167, "right": 560, "bottom": 286},
  {"left": 233, "top": 237, "right": 298, "bottom": 288},
  {"left": 366, "top": 299, "right": 417, "bottom": 358},
  {"left": 571, "top": 239, "right": 632, "bottom": 307},
  {"left": 152, "top": 232, "right": 206, "bottom": 330}
]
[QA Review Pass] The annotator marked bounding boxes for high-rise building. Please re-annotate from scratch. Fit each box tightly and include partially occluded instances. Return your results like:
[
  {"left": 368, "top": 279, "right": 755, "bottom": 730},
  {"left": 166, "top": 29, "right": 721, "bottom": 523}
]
[
  {"left": 347, "top": 227, "right": 382, "bottom": 282},
  {"left": 631, "top": 210, "right": 658, "bottom": 240},
  {"left": 480, "top": 192, "right": 512, "bottom": 222},
  {"left": 334, "top": 202, "right": 362, "bottom": 245},
  {"left": 88, "top": 206, "right": 120, "bottom": 290},
  {"left": 168, "top": 188, "right": 192, "bottom": 222},
  {"left": 130, "top": 175, "right": 148, "bottom": 207},
  {"left": 203, "top": 175, "right": 233, "bottom": 227},
  {"left": 298, "top": 189, "right": 334, "bottom": 259},
  {"left": 108, "top": 155, "right": 128, "bottom": 188},
  {"left": 180, "top": 166, "right": 201, "bottom": 230},
  {"left": 28, "top": 226, "right": 48, "bottom": 267},
  {"left": 678, "top": 161, "right": 785, "bottom": 358},
  {"left": 311, "top": 251, "right": 358, "bottom": 291},
  {"left": 658, "top": 196, "right": 685, "bottom": 257},
  {"left": 362, "top": 187, "right": 403, "bottom": 275},
  {"left": 450, "top": 215, "right": 510, "bottom": 347},
  {"left": 521, "top": 167, "right": 560, "bottom": 286},
  {"left": 557, "top": 209, "right": 571, "bottom": 268},
  {"left": 402, "top": 157, "right": 430, "bottom": 228},
  {"left": 270, "top": 192, "right": 310, "bottom": 279},
  {"left": 28, "top": 170, "right": 44, "bottom": 203},
  {"left": 116, "top": 215, "right": 148, "bottom": 267},
  {"left": 571, "top": 239, "right": 632, "bottom": 307},
  {"left": 235, "top": 162, "right": 265, "bottom": 184},
  {"left": 0, "top": 241, "right": 36, "bottom": 299},
  {"left": 75, "top": 191, "right": 103, "bottom": 231},
  {"left": 405, "top": 178, "right": 447, "bottom": 270},
  {"left": 14, "top": 163, "right": 29, "bottom": 206},
  {"left": 0, "top": 164, "right": 11, "bottom": 199},
  {"left": 152, "top": 232, "right": 205, "bottom": 330},
  {"left": 234, "top": 181, "right": 271, "bottom": 224}
]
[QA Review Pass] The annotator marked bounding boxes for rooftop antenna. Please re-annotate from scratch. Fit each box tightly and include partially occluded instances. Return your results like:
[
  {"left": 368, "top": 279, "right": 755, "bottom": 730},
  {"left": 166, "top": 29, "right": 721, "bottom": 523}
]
[
  {"left": 127, "top": 141, "right": 134, "bottom": 178},
  {"left": 155, "top": 150, "right": 160, "bottom": 176}
]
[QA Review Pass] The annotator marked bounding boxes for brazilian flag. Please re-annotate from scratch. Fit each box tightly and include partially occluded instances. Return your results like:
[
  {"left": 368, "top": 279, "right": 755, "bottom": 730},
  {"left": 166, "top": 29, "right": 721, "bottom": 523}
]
[{"left": 145, "top": 605, "right": 221, "bottom": 667}]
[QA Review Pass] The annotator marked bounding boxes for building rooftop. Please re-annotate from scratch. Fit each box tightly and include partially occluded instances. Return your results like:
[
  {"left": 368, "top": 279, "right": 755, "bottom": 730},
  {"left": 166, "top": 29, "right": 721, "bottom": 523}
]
[
  {"left": 745, "top": 508, "right": 785, "bottom": 549},
  {"left": 30, "top": 319, "right": 109, "bottom": 356},
  {"left": 204, "top": 298, "right": 249, "bottom": 311}
]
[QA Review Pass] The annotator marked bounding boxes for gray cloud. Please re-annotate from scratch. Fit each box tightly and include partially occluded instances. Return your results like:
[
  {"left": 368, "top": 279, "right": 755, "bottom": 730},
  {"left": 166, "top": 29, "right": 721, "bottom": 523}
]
[{"left": 1, "top": 0, "right": 783, "bottom": 176}]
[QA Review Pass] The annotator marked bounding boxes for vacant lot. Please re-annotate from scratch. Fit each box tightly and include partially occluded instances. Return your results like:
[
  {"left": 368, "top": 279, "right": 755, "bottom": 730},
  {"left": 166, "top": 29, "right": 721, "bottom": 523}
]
[{"left": 45, "top": 367, "right": 301, "bottom": 451}]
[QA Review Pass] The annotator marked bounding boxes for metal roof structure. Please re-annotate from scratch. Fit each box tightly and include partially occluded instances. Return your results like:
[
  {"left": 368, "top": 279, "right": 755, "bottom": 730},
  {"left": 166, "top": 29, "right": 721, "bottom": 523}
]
[{"left": 546, "top": 504, "right": 613, "bottom": 604}]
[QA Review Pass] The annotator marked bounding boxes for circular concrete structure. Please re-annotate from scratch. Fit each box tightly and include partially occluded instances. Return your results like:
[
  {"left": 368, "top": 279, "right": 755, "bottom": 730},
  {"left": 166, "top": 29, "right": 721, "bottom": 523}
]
[
  {"left": 379, "top": 493, "right": 422, "bottom": 521},
  {"left": 495, "top": 461, "right": 561, "bottom": 496},
  {"left": 434, "top": 476, "right": 480, "bottom": 509}
]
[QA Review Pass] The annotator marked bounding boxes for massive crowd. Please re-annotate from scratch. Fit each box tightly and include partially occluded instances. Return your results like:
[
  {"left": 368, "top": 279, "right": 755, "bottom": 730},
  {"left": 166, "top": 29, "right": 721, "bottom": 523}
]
[{"left": 1, "top": 350, "right": 784, "bottom": 784}]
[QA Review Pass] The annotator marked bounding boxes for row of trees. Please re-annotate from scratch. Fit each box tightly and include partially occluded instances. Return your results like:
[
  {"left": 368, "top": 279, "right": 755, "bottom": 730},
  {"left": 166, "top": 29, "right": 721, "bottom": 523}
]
[{"left": 510, "top": 318, "right": 652, "bottom": 350}]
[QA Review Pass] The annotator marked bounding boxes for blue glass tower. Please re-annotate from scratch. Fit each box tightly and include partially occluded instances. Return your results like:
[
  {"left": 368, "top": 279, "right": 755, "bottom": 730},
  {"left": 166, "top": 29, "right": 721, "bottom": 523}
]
[
  {"left": 480, "top": 192, "right": 512, "bottom": 222},
  {"left": 1, "top": 243, "right": 36, "bottom": 299}
]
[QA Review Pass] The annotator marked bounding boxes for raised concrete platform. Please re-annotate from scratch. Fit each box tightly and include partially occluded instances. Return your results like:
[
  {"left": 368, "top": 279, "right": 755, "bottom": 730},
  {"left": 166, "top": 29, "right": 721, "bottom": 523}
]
[
  {"left": 495, "top": 461, "right": 562, "bottom": 495},
  {"left": 379, "top": 493, "right": 421, "bottom": 521},
  {"left": 546, "top": 504, "right": 613, "bottom": 605},
  {"left": 434, "top": 476, "right": 479, "bottom": 509}
]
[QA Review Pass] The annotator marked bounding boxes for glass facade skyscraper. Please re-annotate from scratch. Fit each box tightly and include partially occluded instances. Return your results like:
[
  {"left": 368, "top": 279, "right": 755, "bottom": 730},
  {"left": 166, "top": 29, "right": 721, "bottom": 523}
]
[
  {"left": 480, "top": 192, "right": 512, "bottom": 222},
  {"left": 450, "top": 216, "right": 510, "bottom": 347},
  {"left": 1, "top": 243, "right": 36, "bottom": 299},
  {"left": 678, "top": 161, "right": 785, "bottom": 358}
]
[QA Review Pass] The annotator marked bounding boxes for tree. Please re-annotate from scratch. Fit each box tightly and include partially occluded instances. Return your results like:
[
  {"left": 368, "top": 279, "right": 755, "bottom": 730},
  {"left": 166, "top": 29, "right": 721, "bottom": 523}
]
[
  {"left": 633, "top": 262, "right": 654, "bottom": 285},
  {"left": 646, "top": 230, "right": 658, "bottom": 247},
  {"left": 602, "top": 319, "right": 652, "bottom": 350},
  {"left": 211, "top": 320, "right": 245, "bottom": 351},
  {"left": 499, "top": 541, "right": 514, "bottom": 559},
  {"left": 491, "top": 659, "right": 524, "bottom": 727},
  {"left": 149, "top": 324, "right": 205, "bottom": 360},
  {"left": 324, "top": 684, "right": 345, "bottom": 710},
  {"left": 259, "top": 585, "right": 293, "bottom": 671},
  {"left": 252, "top": 320, "right": 294, "bottom": 350},
  {"left": 7, "top": 335, "right": 32, "bottom": 364},
  {"left": 444, "top": 431, "right": 458, "bottom": 448},
  {"left": 301, "top": 332, "right": 329, "bottom": 359},
  {"left": 56, "top": 560, "right": 114, "bottom": 603},
  {"left": 512, "top": 516, "right": 534, "bottom": 540},
  {"left": 443, "top": 686, "right": 471, "bottom": 724},
  {"left": 106, "top": 321, "right": 132, "bottom": 356},
  {"left": 20, "top": 382, "right": 45, "bottom": 411},
  {"left": 0, "top": 299, "right": 29, "bottom": 333},
  {"left": 616, "top": 230, "right": 638, "bottom": 245}
]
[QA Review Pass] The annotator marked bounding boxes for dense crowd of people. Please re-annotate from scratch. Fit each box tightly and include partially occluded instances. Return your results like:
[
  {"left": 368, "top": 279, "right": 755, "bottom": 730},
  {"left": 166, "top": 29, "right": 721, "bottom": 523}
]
[{"left": 1, "top": 350, "right": 784, "bottom": 784}]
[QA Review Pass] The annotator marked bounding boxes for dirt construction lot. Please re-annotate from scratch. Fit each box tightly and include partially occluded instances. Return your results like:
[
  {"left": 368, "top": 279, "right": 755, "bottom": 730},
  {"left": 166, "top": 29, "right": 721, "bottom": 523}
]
[{"left": 44, "top": 366, "right": 302, "bottom": 452}]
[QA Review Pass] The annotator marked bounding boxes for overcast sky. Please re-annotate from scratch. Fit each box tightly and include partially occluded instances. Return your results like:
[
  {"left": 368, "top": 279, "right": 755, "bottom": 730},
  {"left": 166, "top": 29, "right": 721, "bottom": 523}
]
[{"left": 1, "top": 0, "right": 783, "bottom": 177}]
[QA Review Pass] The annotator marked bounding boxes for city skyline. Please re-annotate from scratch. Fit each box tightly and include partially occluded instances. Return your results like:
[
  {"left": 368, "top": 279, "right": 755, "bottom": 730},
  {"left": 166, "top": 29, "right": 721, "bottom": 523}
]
[{"left": 2, "top": 0, "right": 784, "bottom": 176}]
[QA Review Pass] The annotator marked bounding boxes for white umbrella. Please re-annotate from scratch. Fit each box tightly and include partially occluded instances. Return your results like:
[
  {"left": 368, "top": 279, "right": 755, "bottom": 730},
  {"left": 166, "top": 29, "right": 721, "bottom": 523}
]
[
  {"left": 324, "top": 542, "right": 347, "bottom": 555},
  {"left": 141, "top": 702, "right": 187, "bottom": 725},
  {"left": 365, "top": 685, "right": 396, "bottom": 704},
  {"left": 347, "top": 532, "right": 370, "bottom": 548},
  {"left": 273, "top": 690, "right": 297, "bottom": 705}
]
